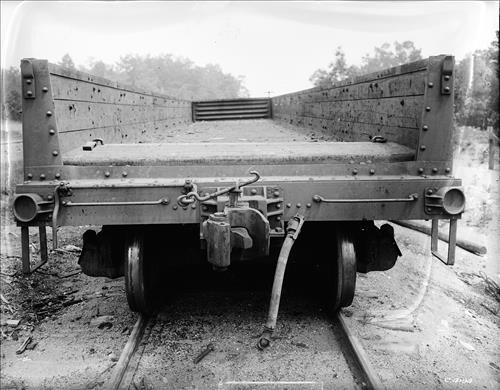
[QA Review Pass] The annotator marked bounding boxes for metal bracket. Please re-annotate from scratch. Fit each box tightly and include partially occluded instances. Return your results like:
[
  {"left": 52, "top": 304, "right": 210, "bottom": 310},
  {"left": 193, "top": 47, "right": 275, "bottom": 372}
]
[
  {"left": 20, "top": 224, "right": 49, "bottom": 274},
  {"left": 82, "top": 138, "right": 104, "bottom": 151},
  {"left": 21, "top": 59, "right": 36, "bottom": 99},
  {"left": 440, "top": 56, "right": 454, "bottom": 95},
  {"left": 431, "top": 219, "right": 457, "bottom": 265}
]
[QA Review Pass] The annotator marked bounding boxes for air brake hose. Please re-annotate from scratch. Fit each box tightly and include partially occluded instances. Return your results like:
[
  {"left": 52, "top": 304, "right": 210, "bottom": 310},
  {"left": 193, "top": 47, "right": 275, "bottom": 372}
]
[{"left": 258, "top": 214, "right": 305, "bottom": 350}]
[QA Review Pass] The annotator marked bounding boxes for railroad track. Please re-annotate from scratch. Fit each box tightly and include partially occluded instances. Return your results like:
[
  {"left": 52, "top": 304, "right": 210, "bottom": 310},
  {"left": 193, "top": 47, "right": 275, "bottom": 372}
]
[{"left": 106, "top": 309, "right": 383, "bottom": 390}]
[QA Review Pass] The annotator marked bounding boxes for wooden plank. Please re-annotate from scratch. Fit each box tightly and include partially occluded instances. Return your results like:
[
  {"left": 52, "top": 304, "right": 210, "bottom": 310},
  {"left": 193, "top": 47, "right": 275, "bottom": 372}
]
[
  {"left": 54, "top": 100, "right": 191, "bottom": 132},
  {"left": 63, "top": 141, "right": 415, "bottom": 166},
  {"left": 58, "top": 118, "right": 191, "bottom": 153},
  {"left": 272, "top": 71, "right": 425, "bottom": 106},
  {"left": 50, "top": 74, "right": 191, "bottom": 107}
]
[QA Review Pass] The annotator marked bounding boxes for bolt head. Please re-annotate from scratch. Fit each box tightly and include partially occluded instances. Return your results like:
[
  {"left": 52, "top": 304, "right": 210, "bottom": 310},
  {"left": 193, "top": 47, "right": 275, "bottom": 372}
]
[
  {"left": 286, "top": 203, "right": 291, "bottom": 208},
  {"left": 444, "top": 75, "right": 451, "bottom": 81},
  {"left": 122, "top": 171, "right": 128, "bottom": 177},
  {"left": 420, "top": 145, "right": 426, "bottom": 151},
  {"left": 276, "top": 216, "right": 281, "bottom": 221},
  {"left": 191, "top": 204, "right": 196, "bottom": 209},
  {"left": 427, "top": 207, "right": 432, "bottom": 212},
  {"left": 432, "top": 168, "right": 438, "bottom": 173},
  {"left": 46, "top": 111, "right": 52, "bottom": 116},
  {"left": 55, "top": 173, "right": 61, "bottom": 179},
  {"left": 42, "top": 87, "right": 48, "bottom": 92},
  {"left": 251, "top": 188, "right": 257, "bottom": 195},
  {"left": 273, "top": 190, "right": 280, "bottom": 197},
  {"left": 428, "top": 82, "right": 434, "bottom": 87},
  {"left": 173, "top": 205, "right": 178, "bottom": 210},
  {"left": 52, "top": 150, "right": 58, "bottom": 156},
  {"left": 306, "top": 203, "right": 312, "bottom": 208},
  {"left": 49, "top": 129, "right": 55, "bottom": 135},
  {"left": 425, "top": 106, "right": 431, "bottom": 112},
  {"left": 39, "top": 174, "right": 46, "bottom": 180},
  {"left": 296, "top": 203, "right": 301, "bottom": 208},
  {"left": 104, "top": 171, "right": 110, "bottom": 177},
  {"left": 27, "top": 173, "right": 33, "bottom": 179},
  {"left": 26, "top": 90, "right": 33, "bottom": 96},
  {"left": 369, "top": 169, "right": 375, "bottom": 175},
  {"left": 352, "top": 169, "right": 358, "bottom": 175},
  {"left": 445, "top": 167, "right": 451, "bottom": 173},
  {"left": 444, "top": 86, "right": 450, "bottom": 93},
  {"left": 26, "top": 79, "right": 32, "bottom": 85},
  {"left": 418, "top": 168, "right": 424, "bottom": 174},
  {"left": 422, "top": 125, "right": 429, "bottom": 131},
  {"left": 427, "top": 189, "right": 433, "bottom": 195}
]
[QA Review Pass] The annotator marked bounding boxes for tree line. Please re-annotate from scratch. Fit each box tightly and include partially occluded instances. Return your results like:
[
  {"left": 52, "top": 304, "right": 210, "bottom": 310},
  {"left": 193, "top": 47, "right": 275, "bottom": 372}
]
[
  {"left": 309, "top": 35, "right": 499, "bottom": 132},
  {"left": 1, "top": 53, "right": 249, "bottom": 121},
  {"left": 2, "top": 35, "right": 498, "bottom": 132}
]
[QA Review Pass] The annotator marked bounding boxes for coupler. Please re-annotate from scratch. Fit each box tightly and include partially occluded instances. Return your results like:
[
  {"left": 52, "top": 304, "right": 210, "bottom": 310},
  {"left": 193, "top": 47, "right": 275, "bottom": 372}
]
[{"left": 258, "top": 214, "right": 305, "bottom": 350}]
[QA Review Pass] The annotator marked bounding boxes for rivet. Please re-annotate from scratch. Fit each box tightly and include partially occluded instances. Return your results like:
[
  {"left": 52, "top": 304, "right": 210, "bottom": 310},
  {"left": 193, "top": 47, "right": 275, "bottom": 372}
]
[
  {"left": 444, "top": 86, "right": 450, "bottom": 93},
  {"left": 122, "top": 171, "right": 128, "bottom": 177},
  {"left": 420, "top": 145, "right": 426, "bottom": 151},
  {"left": 418, "top": 168, "right": 424, "bottom": 174},
  {"left": 273, "top": 190, "right": 280, "bottom": 197},
  {"left": 427, "top": 189, "right": 434, "bottom": 195},
  {"left": 173, "top": 205, "right": 178, "bottom": 210},
  {"left": 42, "top": 87, "right": 48, "bottom": 92},
  {"left": 202, "top": 205, "right": 208, "bottom": 211},
  {"left": 104, "top": 171, "right": 110, "bottom": 177},
  {"left": 422, "top": 125, "right": 429, "bottom": 131},
  {"left": 26, "top": 79, "right": 32, "bottom": 85},
  {"left": 425, "top": 106, "right": 431, "bottom": 112},
  {"left": 352, "top": 169, "right": 358, "bottom": 175},
  {"left": 306, "top": 203, "right": 312, "bottom": 208},
  {"left": 46, "top": 110, "right": 52, "bottom": 116},
  {"left": 47, "top": 195, "right": 54, "bottom": 201},
  {"left": 55, "top": 173, "right": 61, "bottom": 179},
  {"left": 191, "top": 204, "right": 196, "bottom": 209},
  {"left": 444, "top": 75, "right": 450, "bottom": 81},
  {"left": 286, "top": 203, "right": 291, "bottom": 208},
  {"left": 27, "top": 173, "right": 33, "bottom": 179},
  {"left": 250, "top": 188, "right": 257, "bottom": 195},
  {"left": 49, "top": 129, "right": 55, "bottom": 135},
  {"left": 52, "top": 150, "right": 58, "bottom": 156},
  {"left": 427, "top": 207, "right": 432, "bottom": 212},
  {"left": 369, "top": 169, "right": 375, "bottom": 175},
  {"left": 296, "top": 203, "right": 302, "bottom": 208},
  {"left": 26, "top": 90, "right": 33, "bottom": 97},
  {"left": 39, "top": 174, "right": 45, "bottom": 180},
  {"left": 62, "top": 201, "right": 67, "bottom": 206},
  {"left": 276, "top": 216, "right": 281, "bottom": 221},
  {"left": 276, "top": 203, "right": 281, "bottom": 208},
  {"left": 432, "top": 167, "right": 438, "bottom": 173},
  {"left": 428, "top": 82, "right": 434, "bottom": 88},
  {"left": 445, "top": 167, "right": 451, "bottom": 173}
]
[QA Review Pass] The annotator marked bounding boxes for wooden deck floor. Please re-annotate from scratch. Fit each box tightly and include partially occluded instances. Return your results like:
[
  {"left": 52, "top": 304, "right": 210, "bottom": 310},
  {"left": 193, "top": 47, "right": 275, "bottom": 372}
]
[{"left": 63, "top": 120, "right": 415, "bottom": 166}]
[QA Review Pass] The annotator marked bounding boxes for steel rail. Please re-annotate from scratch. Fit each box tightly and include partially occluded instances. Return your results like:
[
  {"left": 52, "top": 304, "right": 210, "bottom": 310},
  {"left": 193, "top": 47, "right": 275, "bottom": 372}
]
[
  {"left": 336, "top": 311, "right": 384, "bottom": 390},
  {"left": 107, "top": 314, "right": 152, "bottom": 390}
]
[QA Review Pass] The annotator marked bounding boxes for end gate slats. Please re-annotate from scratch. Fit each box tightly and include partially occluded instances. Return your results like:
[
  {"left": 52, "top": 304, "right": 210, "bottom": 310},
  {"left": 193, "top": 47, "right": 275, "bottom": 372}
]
[{"left": 193, "top": 98, "right": 271, "bottom": 121}]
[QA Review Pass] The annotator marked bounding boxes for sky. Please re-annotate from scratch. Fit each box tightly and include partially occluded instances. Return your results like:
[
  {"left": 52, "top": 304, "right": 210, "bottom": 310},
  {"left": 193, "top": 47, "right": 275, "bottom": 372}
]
[{"left": 1, "top": 1, "right": 498, "bottom": 96}]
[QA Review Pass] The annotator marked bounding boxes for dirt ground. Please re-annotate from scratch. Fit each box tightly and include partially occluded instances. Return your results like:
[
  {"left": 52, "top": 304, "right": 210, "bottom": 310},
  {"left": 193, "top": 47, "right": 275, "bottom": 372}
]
[{"left": 0, "top": 121, "right": 499, "bottom": 389}]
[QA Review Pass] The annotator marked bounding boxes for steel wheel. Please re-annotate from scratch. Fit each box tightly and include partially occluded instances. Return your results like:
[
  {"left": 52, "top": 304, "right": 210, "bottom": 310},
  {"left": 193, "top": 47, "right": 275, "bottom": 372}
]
[
  {"left": 324, "top": 228, "right": 357, "bottom": 314},
  {"left": 124, "top": 232, "right": 155, "bottom": 314}
]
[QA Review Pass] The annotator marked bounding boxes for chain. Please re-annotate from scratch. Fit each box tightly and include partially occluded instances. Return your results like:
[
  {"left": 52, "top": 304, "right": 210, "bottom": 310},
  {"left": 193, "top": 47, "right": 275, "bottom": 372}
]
[{"left": 177, "top": 171, "right": 261, "bottom": 206}]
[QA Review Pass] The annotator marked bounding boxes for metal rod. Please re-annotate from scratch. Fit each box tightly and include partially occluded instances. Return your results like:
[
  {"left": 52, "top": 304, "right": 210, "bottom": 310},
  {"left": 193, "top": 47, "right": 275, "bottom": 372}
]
[
  {"left": 64, "top": 198, "right": 170, "bottom": 207},
  {"left": 313, "top": 194, "right": 418, "bottom": 204}
]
